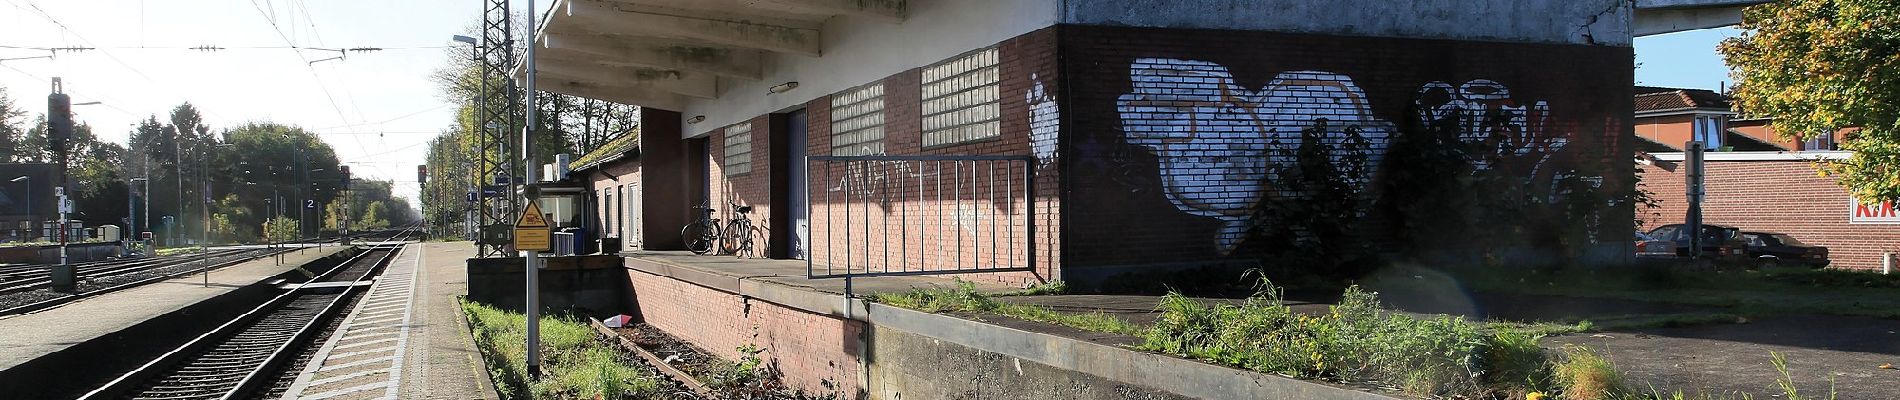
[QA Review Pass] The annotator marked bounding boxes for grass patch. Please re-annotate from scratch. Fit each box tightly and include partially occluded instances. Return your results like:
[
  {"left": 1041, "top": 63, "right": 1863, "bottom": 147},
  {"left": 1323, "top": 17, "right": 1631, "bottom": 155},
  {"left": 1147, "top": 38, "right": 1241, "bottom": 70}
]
[
  {"left": 997, "top": 280, "right": 1069, "bottom": 296},
  {"left": 460, "top": 300, "right": 661, "bottom": 399},
  {"left": 1139, "top": 283, "right": 1547, "bottom": 397},
  {"left": 873, "top": 280, "right": 1143, "bottom": 336},
  {"left": 1554, "top": 346, "right": 1623, "bottom": 400}
]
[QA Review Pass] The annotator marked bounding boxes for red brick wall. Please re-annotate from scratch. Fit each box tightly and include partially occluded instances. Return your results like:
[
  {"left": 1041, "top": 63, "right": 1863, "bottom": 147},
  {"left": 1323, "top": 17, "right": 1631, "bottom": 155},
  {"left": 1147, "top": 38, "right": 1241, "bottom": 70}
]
[
  {"left": 794, "top": 27, "right": 1061, "bottom": 287},
  {"left": 627, "top": 270, "right": 863, "bottom": 396},
  {"left": 1058, "top": 25, "right": 1634, "bottom": 273},
  {"left": 1640, "top": 159, "right": 1900, "bottom": 270},
  {"left": 707, "top": 116, "right": 775, "bottom": 256}
]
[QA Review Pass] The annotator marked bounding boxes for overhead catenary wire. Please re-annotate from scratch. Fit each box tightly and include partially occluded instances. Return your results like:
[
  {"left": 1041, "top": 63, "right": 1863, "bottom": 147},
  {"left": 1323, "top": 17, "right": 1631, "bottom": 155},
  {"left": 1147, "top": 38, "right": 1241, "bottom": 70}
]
[
  {"left": 247, "top": 0, "right": 371, "bottom": 158},
  {"left": 3, "top": 0, "right": 237, "bottom": 123}
]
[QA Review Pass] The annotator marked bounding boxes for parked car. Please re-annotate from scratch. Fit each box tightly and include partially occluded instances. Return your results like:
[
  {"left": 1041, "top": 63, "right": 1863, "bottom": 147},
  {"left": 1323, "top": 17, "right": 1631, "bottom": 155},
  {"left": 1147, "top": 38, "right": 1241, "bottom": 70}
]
[
  {"left": 1644, "top": 224, "right": 1748, "bottom": 259},
  {"left": 1738, "top": 231, "right": 1829, "bottom": 268},
  {"left": 1634, "top": 232, "right": 1675, "bottom": 257}
]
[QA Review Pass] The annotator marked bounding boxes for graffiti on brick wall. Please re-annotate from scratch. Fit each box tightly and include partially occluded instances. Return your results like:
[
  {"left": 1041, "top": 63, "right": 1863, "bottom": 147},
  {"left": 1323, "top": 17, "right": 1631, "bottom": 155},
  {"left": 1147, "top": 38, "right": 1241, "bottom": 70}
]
[
  {"left": 830, "top": 159, "right": 917, "bottom": 201},
  {"left": 1115, "top": 58, "right": 1573, "bottom": 254},
  {"left": 1028, "top": 73, "right": 1061, "bottom": 167},
  {"left": 1415, "top": 80, "right": 1567, "bottom": 179},
  {"left": 1115, "top": 58, "right": 1392, "bottom": 254}
]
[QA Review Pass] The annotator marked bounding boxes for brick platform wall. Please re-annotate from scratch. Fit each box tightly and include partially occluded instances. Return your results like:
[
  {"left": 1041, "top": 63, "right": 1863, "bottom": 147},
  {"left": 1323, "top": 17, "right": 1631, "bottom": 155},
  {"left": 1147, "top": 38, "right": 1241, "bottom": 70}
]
[
  {"left": 627, "top": 270, "right": 863, "bottom": 396},
  {"left": 1058, "top": 25, "right": 1634, "bottom": 274},
  {"left": 1640, "top": 158, "right": 1900, "bottom": 270}
]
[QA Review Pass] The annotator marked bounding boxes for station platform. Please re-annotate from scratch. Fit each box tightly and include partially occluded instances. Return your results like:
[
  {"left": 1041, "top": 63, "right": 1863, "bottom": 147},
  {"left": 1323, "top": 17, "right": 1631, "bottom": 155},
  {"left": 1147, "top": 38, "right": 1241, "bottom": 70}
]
[
  {"left": 0, "top": 245, "right": 350, "bottom": 371},
  {"left": 282, "top": 241, "right": 495, "bottom": 400}
]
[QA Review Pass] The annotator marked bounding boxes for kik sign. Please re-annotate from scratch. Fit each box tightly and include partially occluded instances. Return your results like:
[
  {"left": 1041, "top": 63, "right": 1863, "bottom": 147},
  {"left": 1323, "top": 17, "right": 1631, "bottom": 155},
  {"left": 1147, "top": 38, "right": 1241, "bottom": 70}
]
[{"left": 1850, "top": 198, "right": 1900, "bottom": 224}]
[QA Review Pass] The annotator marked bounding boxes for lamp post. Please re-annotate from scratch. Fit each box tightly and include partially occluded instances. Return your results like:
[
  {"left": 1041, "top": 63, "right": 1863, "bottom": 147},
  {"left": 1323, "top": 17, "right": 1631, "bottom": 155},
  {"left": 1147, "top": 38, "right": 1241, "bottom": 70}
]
[
  {"left": 200, "top": 143, "right": 232, "bottom": 287},
  {"left": 128, "top": 177, "right": 147, "bottom": 255},
  {"left": 453, "top": 34, "right": 482, "bottom": 243},
  {"left": 11, "top": 176, "right": 29, "bottom": 241}
]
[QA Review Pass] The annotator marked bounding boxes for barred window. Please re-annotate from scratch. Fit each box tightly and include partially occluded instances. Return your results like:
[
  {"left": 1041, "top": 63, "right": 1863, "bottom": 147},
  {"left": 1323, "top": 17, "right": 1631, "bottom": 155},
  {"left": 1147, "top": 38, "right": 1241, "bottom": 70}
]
[
  {"left": 921, "top": 47, "right": 1000, "bottom": 148},
  {"left": 723, "top": 122, "right": 753, "bottom": 176},
  {"left": 830, "top": 83, "right": 885, "bottom": 156}
]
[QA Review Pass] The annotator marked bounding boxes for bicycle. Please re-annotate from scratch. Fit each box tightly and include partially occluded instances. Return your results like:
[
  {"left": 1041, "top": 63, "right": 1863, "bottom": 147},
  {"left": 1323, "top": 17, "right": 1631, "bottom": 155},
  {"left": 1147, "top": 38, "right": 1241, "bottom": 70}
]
[
  {"left": 722, "top": 200, "right": 756, "bottom": 258},
  {"left": 681, "top": 202, "right": 721, "bottom": 255}
]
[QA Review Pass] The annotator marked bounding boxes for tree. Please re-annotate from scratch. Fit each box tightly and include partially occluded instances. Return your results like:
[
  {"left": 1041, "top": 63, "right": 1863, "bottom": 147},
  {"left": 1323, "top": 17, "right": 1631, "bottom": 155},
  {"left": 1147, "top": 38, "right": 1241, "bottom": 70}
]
[
  {"left": 0, "top": 87, "right": 25, "bottom": 162},
  {"left": 262, "top": 217, "right": 299, "bottom": 244},
  {"left": 1720, "top": 0, "right": 1900, "bottom": 200}
]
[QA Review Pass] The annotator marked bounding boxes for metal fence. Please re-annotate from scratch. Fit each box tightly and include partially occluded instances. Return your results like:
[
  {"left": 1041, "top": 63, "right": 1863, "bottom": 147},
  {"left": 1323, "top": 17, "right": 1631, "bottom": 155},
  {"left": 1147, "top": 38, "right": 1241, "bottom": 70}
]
[{"left": 805, "top": 155, "right": 1036, "bottom": 279}]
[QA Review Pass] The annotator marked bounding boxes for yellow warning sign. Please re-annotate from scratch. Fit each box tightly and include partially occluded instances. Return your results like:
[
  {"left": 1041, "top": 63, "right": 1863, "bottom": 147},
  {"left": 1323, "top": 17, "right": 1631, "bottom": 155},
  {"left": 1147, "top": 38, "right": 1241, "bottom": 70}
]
[{"left": 513, "top": 201, "right": 552, "bottom": 251}]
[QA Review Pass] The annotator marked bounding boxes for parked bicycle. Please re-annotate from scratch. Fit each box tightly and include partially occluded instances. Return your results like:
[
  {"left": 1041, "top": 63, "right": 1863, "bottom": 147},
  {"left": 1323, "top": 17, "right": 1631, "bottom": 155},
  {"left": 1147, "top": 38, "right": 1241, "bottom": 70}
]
[
  {"left": 681, "top": 202, "right": 721, "bottom": 255},
  {"left": 722, "top": 200, "right": 756, "bottom": 258}
]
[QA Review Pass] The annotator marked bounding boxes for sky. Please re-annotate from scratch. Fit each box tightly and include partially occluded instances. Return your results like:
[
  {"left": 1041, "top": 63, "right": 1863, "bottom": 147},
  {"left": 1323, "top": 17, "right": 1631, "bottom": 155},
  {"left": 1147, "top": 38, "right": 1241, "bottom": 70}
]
[
  {"left": 0, "top": 1, "right": 1745, "bottom": 210},
  {"left": 0, "top": 0, "right": 554, "bottom": 211},
  {"left": 1633, "top": 27, "right": 1744, "bottom": 90}
]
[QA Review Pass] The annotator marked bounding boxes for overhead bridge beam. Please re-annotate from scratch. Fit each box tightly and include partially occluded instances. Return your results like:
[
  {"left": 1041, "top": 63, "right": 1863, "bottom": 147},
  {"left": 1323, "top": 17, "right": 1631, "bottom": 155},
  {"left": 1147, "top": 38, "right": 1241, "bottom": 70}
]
[
  {"left": 744, "top": 0, "right": 905, "bottom": 21},
  {"left": 529, "top": 56, "right": 718, "bottom": 98},
  {"left": 542, "top": 33, "right": 763, "bottom": 80},
  {"left": 563, "top": 0, "right": 822, "bottom": 57},
  {"left": 536, "top": 77, "right": 687, "bottom": 111}
]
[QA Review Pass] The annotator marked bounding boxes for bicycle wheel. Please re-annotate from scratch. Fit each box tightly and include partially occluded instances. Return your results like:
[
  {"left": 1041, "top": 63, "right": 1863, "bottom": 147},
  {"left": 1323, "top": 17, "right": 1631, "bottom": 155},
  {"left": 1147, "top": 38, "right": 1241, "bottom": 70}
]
[
  {"left": 722, "top": 220, "right": 752, "bottom": 257},
  {"left": 682, "top": 220, "right": 719, "bottom": 255}
]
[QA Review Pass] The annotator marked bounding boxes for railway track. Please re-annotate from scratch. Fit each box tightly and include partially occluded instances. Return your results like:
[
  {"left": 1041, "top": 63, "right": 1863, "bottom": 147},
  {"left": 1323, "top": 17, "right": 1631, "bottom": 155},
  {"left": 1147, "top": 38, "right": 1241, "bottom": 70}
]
[
  {"left": 0, "top": 249, "right": 261, "bottom": 294},
  {"left": 79, "top": 226, "right": 419, "bottom": 400}
]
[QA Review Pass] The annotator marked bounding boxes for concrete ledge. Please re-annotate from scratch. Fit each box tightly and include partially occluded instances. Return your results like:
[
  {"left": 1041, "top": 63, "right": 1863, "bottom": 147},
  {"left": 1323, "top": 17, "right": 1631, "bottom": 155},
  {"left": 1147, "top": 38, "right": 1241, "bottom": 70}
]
[
  {"left": 623, "top": 254, "right": 1398, "bottom": 400},
  {"left": 624, "top": 255, "right": 868, "bottom": 318},
  {"left": 862, "top": 302, "right": 1399, "bottom": 400}
]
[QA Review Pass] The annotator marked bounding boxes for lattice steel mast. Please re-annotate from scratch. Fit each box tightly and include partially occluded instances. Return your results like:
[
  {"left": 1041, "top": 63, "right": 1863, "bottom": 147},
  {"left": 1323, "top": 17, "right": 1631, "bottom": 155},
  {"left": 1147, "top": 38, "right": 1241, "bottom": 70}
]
[{"left": 476, "top": 0, "right": 519, "bottom": 257}]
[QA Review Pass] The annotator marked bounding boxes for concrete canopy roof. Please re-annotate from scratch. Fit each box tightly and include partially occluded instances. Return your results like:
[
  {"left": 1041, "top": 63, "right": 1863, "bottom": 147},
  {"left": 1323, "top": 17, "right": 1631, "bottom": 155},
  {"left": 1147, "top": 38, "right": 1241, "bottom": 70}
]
[
  {"left": 1633, "top": 0, "right": 1775, "bottom": 36},
  {"left": 527, "top": 0, "right": 906, "bottom": 111}
]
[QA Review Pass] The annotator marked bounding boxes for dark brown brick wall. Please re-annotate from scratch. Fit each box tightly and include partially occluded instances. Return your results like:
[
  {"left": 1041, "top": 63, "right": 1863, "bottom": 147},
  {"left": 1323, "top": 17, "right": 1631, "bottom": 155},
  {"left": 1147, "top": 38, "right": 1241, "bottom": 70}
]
[
  {"left": 1058, "top": 25, "right": 1634, "bottom": 272},
  {"left": 639, "top": 108, "right": 696, "bottom": 250},
  {"left": 1641, "top": 159, "right": 1900, "bottom": 270}
]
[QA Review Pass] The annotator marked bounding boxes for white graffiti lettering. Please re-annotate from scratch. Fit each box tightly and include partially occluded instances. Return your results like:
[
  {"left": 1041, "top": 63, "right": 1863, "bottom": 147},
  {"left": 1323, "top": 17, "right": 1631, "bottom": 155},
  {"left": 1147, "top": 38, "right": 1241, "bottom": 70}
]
[
  {"left": 1028, "top": 73, "right": 1061, "bottom": 167},
  {"left": 1116, "top": 58, "right": 1392, "bottom": 254}
]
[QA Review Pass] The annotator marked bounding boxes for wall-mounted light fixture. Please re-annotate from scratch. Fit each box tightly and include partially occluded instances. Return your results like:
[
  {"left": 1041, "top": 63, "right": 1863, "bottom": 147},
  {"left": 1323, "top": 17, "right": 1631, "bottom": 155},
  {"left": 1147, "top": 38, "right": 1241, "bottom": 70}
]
[
  {"left": 768, "top": 81, "right": 799, "bottom": 94},
  {"left": 687, "top": 115, "right": 706, "bottom": 124}
]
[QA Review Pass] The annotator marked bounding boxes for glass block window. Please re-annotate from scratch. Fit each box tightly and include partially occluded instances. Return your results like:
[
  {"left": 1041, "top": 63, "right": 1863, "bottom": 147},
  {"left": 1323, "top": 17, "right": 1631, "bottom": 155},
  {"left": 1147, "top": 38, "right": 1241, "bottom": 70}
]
[
  {"left": 921, "top": 47, "right": 1000, "bottom": 148},
  {"left": 723, "top": 122, "right": 753, "bottom": 176},
  {"left": 830, "top": 83, "right": 885, "bottom": 156}
]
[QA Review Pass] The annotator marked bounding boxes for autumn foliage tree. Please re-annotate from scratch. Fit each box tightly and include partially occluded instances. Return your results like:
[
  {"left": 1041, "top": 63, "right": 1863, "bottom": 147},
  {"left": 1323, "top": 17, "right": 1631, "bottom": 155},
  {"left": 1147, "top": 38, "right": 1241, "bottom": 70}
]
[{"left": 1719, "top": 0, "right": 1900, "bottom": 200}]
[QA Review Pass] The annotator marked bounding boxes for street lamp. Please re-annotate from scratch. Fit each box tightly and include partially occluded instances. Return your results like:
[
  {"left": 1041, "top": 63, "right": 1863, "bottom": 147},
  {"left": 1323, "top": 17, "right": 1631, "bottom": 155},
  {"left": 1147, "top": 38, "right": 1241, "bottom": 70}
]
[
  {"left": 11, "top": 176, "right": 29, "bottom": 241},
  {"left": 453, "top": 34, "right": 483, "bottom": 243},
  {"left": 128, "top": 177, "right": 147, "bottom": 256},
  {"left": 200, "top": 143, "right": 233, "bottom": 288}
]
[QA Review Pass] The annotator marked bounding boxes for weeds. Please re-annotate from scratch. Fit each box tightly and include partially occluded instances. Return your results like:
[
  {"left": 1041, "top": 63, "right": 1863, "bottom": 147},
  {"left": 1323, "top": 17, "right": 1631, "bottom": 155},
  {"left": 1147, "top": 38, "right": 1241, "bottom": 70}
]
[
  {"left": 1771, "top": 351, "right": 1836, "bottom": 400},
  {"left": 872, "top": 280, "right": 1144, "bottom": 335},
  {"left": 874, "top": 279, "right": 1853, "bottom": 399},
  {"left": 460, "top": 300, "right": 661, "bottom": 399},
  {"left": 1554, "top": 346, "right": 1623, "bottom": 400},
  {"left": 1138, "top": 283, "right": 1524, "bottom": 397}
]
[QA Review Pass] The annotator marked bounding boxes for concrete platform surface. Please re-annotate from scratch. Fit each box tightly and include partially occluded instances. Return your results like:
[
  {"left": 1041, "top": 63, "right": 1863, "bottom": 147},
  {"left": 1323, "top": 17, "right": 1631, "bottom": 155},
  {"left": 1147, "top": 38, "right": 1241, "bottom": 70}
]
[
  {"left": 0, "top": 245, "right": 350, "bottom": 371},
  {"left": 282, "top": 241, "right": 495, "bottom": 400},
  {"left": 624, "top": 250, "right": 1016, "bottom": 298}
]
